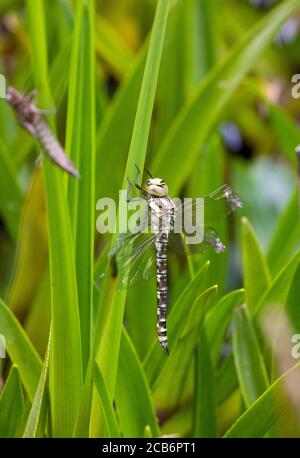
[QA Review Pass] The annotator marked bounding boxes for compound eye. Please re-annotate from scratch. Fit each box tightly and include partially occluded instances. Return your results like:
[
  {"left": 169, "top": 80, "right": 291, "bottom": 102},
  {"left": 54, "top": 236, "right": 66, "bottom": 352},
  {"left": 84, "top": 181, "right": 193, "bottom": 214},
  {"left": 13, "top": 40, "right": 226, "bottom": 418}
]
[{"left": 147, "top": 180, "right": 151, "bottom": 186}]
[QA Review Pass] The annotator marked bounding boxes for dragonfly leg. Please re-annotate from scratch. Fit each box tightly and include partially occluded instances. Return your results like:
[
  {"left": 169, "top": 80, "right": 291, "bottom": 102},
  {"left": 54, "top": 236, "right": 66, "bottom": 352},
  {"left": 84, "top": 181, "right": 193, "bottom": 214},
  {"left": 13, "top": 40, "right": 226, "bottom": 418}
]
[
  {"left": 32, "top": 106, "right": 56, "bottom": 116},
  {"left": 26, "top": 89, "right": 37, "bottom": 102},
  {"left": 135, "top": 183, "right": 148, "bottom": 197},
  {"left": 134, "top": 162, "right": 153, "bottom": 180},
  {"left": 127, "top": 174, "right": 147, "bottom": 200},
  {"left": 126, "top": 177, "right": 134, "bottom": 202},
  {"left": 126, "top": 178, "right": 145, "bottom": 201},
  {"left": 134, "top": 163, "right": 142, "bottom": 181},
  {"left": 144, "top": 166, "right": 153, "bottom": 178},
  {"left": 133, "top": 168, "right": 148, "bottom": 196}
]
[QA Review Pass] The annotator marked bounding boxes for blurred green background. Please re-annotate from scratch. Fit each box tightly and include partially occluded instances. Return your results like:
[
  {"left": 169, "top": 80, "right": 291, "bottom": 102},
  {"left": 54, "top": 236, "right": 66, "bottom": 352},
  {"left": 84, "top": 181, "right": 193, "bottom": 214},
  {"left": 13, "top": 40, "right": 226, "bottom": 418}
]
[{"left": 0, "top": 0, "right": 300, "bottom": 439}]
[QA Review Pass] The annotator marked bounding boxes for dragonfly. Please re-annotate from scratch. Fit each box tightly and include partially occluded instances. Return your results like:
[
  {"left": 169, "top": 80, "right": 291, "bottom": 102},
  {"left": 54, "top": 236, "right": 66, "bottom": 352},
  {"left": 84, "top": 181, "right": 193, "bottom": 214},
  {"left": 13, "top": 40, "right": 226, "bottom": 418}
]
[
  {"left": 6, "top": 86, "right": 80, "bottom": 178},
  {"left": 109, "top": 168, "right": 243, "bottom": 355}
]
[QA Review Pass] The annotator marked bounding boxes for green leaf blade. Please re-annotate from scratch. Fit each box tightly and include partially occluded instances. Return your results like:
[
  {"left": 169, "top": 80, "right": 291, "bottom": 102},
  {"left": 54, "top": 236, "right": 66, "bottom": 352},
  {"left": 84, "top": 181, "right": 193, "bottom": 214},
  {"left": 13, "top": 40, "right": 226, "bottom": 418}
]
[
  {"left": 115, "top": 330, "right": 160, "bottom": 438},
  {"left": 27, "top": 0, "right": 83, "bottom": 437},
  {"left": 242, "top": 217, "right": 271, "bottom": 310},
  {"left": 232, "top": 305, "right": 269, "bottom": 407},
  {"left": 224, "top": 363, "right": 300, "bottom": 438},
  {"left": 0, "top": 366, "right": 25, "bottom": 438},
  {"left": 94, "top": 363, "right": 121, "bottom": 439},
  {"left": 66, "top": 0, "right": 96, "bottom": 373},
  {"left": 0, "top": 298, "right": 42, "bottom": 400}
]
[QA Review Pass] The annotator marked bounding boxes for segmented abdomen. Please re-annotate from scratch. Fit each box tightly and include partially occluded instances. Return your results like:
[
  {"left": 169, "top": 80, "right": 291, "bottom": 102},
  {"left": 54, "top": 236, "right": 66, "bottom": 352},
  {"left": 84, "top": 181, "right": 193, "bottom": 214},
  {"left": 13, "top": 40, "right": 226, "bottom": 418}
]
[
  {"left": 155, "top": 232, "right": 169, "bottom": 355},
  {"left": 34, "top": 118, "right": 79, "bottom": 178}
]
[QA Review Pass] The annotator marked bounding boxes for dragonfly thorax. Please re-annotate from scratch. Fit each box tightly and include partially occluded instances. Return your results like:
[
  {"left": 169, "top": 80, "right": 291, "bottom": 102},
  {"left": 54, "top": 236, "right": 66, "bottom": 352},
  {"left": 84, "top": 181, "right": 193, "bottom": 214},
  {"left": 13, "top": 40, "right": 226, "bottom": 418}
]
[
  {"left": 6, "top": 86, "right": 28, "bottom": 113},
  {"left": 146, "top": 178, "right": 169, "bottom": 197},
  {"left": 148, "top": 196, "right": 176, "bottom": 234}
]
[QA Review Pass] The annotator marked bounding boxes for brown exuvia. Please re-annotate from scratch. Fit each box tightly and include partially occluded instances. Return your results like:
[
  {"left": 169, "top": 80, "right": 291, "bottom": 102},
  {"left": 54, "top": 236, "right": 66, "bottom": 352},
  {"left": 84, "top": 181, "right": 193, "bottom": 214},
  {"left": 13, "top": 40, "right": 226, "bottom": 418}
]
[{"left": 6, "top": 86, "right": 80, "bottom": 178}]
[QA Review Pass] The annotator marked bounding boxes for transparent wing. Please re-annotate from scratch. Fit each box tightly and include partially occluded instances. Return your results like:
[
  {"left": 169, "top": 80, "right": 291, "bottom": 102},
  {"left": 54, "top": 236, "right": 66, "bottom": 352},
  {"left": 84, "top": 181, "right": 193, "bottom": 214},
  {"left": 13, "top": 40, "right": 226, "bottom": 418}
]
[
  {"left": 168, "top": 226, "right": 225, "bottom": 256},
  {"left": 174, "top": 184, "right": 242, "bottom": 228},
  {"left": 169, "top": 185, "right": 240, "bottom": 255},
  {"left": 109, "top": 230, "right": 157, "bottom": 290}
]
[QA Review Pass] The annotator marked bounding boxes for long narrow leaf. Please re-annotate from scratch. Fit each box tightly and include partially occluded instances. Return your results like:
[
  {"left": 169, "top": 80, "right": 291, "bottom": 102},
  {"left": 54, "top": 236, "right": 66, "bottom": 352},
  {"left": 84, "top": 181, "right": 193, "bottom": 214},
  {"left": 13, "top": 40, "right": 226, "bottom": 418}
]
[
  {"left": 66, "top": 0, "right": 95, "bottom": 373},
  {"left": 27, "top": 0, "right": 83, "bottom": 437},
  {"left": 193, "top": 325, "right": 218, "bottom": 438},
  {"left": 7, "top": 168, "right": 47, "bottom": 318},
  {"left": 0, "top": 137, "right": 22, "bottom": 239},
  {"left": 232, "top": 305, "right": 269, "bottom": 407},
  {"left": 253, "top": 248, "right": 300, "bottom": 318},
  {"left": 267, "top": 189, "right": 300, "bottom": 276},
  {"left": 205, "top": 289, "right": 245, "bottom": 367},
  {"left": 94, "top": 363, "right": 121, "bottom": 439},
  {"left": 0, "top": 298, "right": 42, "bottom": 400},
  {"left": 224, "top": 363, "right": 300, "bottom": 438},
  {"left": 115, "top": 329, "right": 160, "bottom": 438},
  {"left": 23, "top": 328, "right": 51, "bottom": 438},
  {"left": 0, "top": 366, "right": 25, "bottom": 438},
  {"left": 242, "top": 217, "right": 271, "bottom": 310}
]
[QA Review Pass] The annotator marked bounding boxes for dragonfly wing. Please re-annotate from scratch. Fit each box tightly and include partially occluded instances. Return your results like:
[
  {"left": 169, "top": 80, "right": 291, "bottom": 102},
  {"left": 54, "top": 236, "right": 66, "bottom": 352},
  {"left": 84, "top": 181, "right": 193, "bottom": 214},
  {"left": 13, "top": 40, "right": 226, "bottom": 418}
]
[
  {"left": 108, "top": 210, "right": 151, "bottom": 259},
  {"left": 109, "top": 231, "right": 157, "bottom": 289},
  {"left": 168, "top": 227, "right": 225, "bottom": 256},
  {"left": 173, "top": 184, "right": 242, "bottom": 228},
  {"left": 204, "top": 184, "right": 242, "bottom": 223}
]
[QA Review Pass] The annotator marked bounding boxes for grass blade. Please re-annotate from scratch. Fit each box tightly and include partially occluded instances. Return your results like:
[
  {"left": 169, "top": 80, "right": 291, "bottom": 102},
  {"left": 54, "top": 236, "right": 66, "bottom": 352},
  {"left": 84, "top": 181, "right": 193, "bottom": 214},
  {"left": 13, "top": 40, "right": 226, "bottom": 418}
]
[
  {"left": 267, "top": 189, "right": 300, "bottom": 276},
  {"left": 94, "top": 363, "right": 121, "bottom": 438},
  {"left": 27, "top": 0, "right": 83, "bottom": 436},
  {"left": 269, "top": 104, "right": 300, "bottom": 167},
  {"left": 7, "top": 169, "right": 47, "bottom": 318},
  {"left": 23, "top": 328, "right": 51, "bottom": 438},
  {"left": 0, "top": 298, "right": 42, "bottom": 400},
  {"left": 193, "top": 325, "right": 218, "bottom": 438},
  {"left": 224, "top": 363, "right": 300, "bottom": 438},
  {"left": 215, "top": 354, "right": 238, "bottom": 406},
  {"left": 206, "top": 289, "right": 245, "bottom": 367},
  {"left": 0, "top": 365, "right": 25, "bottom": 438},
  {"left": 115, "top": 329, "right": 160, "bottom": 438},
  {"left": 232, "top": 305, "right": 269, "bottom": 407},
  {"left": 0, "top": 137, "right": 22, "bottom": 239},
  {"left": 241, "top": 217, "right": 271, "bottom": 310},
  {"left": 286, "top": 263, "right": 300, "bottom": 332},
  {"left": 66, "top": 0, "right": 95, "bottom": 373},
  {"left": 253, "top": 247, "right": 300, "bottom": 318}
]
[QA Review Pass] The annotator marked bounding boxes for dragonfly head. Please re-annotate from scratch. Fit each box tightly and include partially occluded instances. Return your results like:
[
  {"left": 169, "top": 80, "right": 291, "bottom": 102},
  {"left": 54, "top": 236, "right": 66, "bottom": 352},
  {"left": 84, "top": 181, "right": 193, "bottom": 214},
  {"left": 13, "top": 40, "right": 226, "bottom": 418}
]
[
  {"left": 6, "top": 86, "right": 21, "bottom": 106},
  {"left": 146, "top": 178, "right": 169, "bottom": 197}
]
